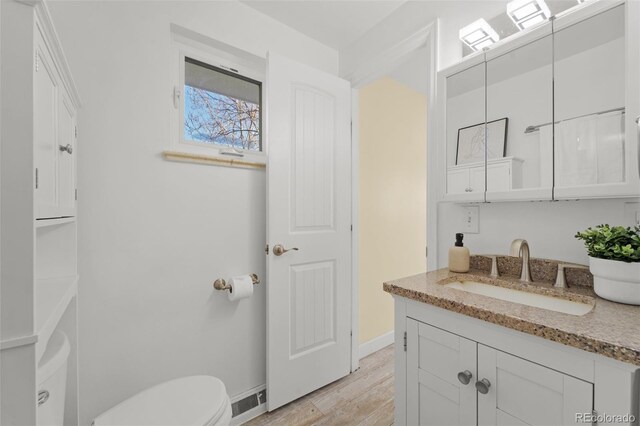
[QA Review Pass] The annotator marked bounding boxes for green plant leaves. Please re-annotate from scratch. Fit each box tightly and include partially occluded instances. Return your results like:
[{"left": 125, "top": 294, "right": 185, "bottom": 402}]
[{"left": 575, "top": 224, "right": 640, "bottom": 263}]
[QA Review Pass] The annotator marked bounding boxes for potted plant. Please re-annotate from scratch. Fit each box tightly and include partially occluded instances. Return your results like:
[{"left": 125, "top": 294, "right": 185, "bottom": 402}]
[{"left": 575, "top": 224, "right": 640, "bottom": 305}]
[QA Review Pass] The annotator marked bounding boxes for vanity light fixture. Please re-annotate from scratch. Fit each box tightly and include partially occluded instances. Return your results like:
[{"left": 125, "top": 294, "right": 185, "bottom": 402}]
[
  {"left": 507, "top": 0, "right": 551, "bottom": 30},
  {"left": 459, "top": 19, "right": 500, "bottom": 52}
]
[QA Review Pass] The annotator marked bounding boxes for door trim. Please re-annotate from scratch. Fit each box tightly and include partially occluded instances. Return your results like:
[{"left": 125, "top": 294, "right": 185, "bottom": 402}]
[{"left": 346, "top": 21, "right": 440, "bottom": 372}]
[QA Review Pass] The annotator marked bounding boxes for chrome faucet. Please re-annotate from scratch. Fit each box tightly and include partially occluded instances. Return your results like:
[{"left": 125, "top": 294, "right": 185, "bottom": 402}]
[{"left": 510, "top": 239, "right": 532, "bottom": 283}]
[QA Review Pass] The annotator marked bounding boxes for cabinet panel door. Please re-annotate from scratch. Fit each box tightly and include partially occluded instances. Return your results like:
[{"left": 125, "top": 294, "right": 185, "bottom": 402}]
[
  {"left": 554, "top": 4, "right": 639, "bottom": 199},
  {"left": 444, "top": 61, "right": 486, "bottom": 201},
  {"left": 477, "top": 345, "right": 593, "bottom": 426},
  {"left": 407, "top": 320, "right": 476, "bottom": 426},
  {"left": 57, "top": 92, "right": 76, "bottom": 216},
  {"left": 468, "top": 166, "right": 485, "bottom": 193},
  {"left": 34, "top": 30, "right": 59, "bottom": 219},
  {"left": 486, "top": 30, "right": 553, "bottom": 201},
  {"left": 447, "top": 168, "right": 470, "bottom": 194},
  {"left": 486, "top": 162, "right": 511, "bottom": 192}
]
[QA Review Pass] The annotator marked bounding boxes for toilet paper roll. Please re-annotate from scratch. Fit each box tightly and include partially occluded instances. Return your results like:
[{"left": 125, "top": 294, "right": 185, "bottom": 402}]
[{"left": 227, "top": 275, "right": 254, "bottom": 301}]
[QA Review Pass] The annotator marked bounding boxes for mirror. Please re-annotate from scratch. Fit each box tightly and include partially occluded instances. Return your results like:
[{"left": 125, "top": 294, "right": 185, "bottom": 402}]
[
  {"left": 445, "top": 62, "right": 486, "bottom": 198},
  {"left": 486, "top": 32, "right": 553, "bottom": 199},
  {"left": 554, "top": 5, "right": 625, "bottom": 189}
]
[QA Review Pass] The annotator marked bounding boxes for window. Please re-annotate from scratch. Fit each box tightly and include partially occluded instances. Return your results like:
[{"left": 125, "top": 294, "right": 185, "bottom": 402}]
[{"left": 182, "top": 57, "right": 262, "bottom": 152}]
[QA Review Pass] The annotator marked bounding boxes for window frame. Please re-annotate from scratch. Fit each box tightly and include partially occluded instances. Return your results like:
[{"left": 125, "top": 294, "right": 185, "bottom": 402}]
[{"left": 170, "top": 35, "right": 267, "bottom": 164}]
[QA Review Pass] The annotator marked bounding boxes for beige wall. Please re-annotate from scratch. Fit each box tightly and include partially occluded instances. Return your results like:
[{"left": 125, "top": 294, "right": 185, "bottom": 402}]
[{"left": 359, "top": 77, "right": 427, "bottom": 344}]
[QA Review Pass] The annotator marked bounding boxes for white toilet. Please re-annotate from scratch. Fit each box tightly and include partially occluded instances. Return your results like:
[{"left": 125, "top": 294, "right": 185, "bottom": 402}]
[{"left": 92, "top": 376, "right": 232, "bottom": 426}]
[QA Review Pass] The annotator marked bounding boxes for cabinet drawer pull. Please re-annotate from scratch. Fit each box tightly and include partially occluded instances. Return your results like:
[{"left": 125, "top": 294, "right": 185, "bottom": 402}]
[
  {"left": 59, "top": 144, "right": 73, "bottom": 154},
  {"left": 475, "top": 378, "right": 491, "bottom": 394},
  {"left": 457, "top": 370, "right": 473, "bottom": 385}
]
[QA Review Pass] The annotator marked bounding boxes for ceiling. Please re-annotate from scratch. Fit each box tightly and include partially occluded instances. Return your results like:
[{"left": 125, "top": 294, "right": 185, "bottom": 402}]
[{"left": 240, "top": 0, "right": 407, "bottom": 50}]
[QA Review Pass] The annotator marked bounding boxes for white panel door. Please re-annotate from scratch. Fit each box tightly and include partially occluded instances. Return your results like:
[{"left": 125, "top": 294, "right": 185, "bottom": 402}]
[
  {"left": 266, "top": 52, "right": 351, "bottom": 410},
  {"left": 407, "top": 320, "right": 477, "bottom": 426},
  {"left": 57, "top": 91, "right": 76, "bottom": 216},
  {"left": 477, "top": 344, "right": 593, "bottom": 426},
  {"left": 34, "top": 29, "right": 59, "bottom": 219}
]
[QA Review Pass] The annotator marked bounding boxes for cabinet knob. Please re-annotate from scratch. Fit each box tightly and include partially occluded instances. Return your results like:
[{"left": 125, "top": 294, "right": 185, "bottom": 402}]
[
  {"left": 59, "top": 144, "right": 73, "bottom": 154},
  {"left": 37, "top": 390, "right": 50, "bottom": 406},
  {"left": 457, "top": 370, "right": 473, "bottom": 385},
  {"left": 475, "top": 378, "right": 491, "bottom": 394}
]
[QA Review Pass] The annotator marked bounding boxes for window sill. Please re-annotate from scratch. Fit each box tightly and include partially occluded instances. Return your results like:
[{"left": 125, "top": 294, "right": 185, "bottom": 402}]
[{"left": 162, "top": 150, "right": 266, "bottom": 169}]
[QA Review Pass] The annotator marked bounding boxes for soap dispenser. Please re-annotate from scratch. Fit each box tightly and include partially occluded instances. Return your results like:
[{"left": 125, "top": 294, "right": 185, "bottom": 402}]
[{"left": 449, "top": 233, "right": 470, "bottom": 273}]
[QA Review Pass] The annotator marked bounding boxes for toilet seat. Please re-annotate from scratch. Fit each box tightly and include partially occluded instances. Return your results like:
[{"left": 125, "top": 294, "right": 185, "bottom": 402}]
[{"left": 93, "top": 376, "right": 231, "bottom": 426}]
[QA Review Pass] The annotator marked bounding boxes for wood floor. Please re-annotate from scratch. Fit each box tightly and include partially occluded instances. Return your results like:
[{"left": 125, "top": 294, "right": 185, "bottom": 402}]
[{"left": 244, "top": 345, "right": 394, "bottom": 426}]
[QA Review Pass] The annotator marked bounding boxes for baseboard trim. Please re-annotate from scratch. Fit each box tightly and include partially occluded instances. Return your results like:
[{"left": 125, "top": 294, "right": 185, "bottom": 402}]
[{"left": 358, "top": 331, "right": 394, "bottom": 360}]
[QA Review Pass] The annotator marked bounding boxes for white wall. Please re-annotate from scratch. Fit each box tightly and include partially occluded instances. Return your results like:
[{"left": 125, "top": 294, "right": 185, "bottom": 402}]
[
  {"left": 47, "top": 2, "right": 338, "bottom": 424},
  {"left": 437, "top": 199, "right": 638, "bottom": 267},
  {"left": 339, "top": 0, "right": 507, "bottom": 76}
]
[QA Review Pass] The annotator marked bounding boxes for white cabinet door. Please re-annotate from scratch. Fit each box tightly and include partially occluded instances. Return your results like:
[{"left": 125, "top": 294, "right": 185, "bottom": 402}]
[
  {"left": 34, "top": 29, "right": 77, "bottom": 219},
  {"left": 447, "top": 168, "right": 470, "bottom": 194},
  {"left": 486, "top": 162, "right": 510, "bottom": 192},
  {"left": 407, "top": 320, "right": 477, "bottom": 426},
  {"left": 57, "top": 92, "right": 76, "bottom": 216},
  {"left": 34, "top": 30, "right": 59, "bottom": 219},
  {"left": 477, "top": 344, "right": 593, "bottom": 426},
  {"left": 468, "top": 165, "right": 485, "bottom": 194}
]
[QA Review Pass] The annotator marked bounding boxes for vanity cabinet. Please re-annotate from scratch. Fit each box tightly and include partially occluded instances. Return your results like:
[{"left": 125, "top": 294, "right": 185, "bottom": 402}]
[
  {"left": 407, "top": 320, "right": 592, "bottom": 426},
  {"left": 438, "top": 0, "right": 640, "bottom": 202},
  {"left": 394, "top": 297, "right": 639, "bottom": 426}
]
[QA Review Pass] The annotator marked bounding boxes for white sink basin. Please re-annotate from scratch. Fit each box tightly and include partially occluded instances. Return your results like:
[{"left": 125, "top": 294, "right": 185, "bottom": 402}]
[{"left": 444, "top": 281, "right": 594, "bottom": 316}]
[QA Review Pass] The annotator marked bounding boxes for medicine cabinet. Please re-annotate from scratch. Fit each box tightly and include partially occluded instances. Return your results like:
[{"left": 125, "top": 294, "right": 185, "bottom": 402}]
[{"left": 438, "top": 0, "right": 640, "bottom": 202}]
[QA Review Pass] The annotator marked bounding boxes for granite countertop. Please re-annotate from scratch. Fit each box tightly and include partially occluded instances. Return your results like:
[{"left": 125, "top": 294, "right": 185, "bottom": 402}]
[{"left": 383, "top": 268, "right": 640, "bottom": 367}]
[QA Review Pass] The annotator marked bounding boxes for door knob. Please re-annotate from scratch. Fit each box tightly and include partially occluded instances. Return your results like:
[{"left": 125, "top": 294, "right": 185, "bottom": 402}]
[
  {"left": 59, "top": 144, "right": 73, "bottom": 154},
  {"left": 475, "top": 378, "right": 491, "bottom": 394},
  {"left": 457, "top": 370, "right": 473, "bottom": 385},
  {"left": 273, "top": 244, "right": 299, "bottom": 256}
]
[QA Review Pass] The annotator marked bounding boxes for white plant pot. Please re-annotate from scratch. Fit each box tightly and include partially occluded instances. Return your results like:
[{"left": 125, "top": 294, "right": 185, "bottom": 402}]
[{"left": 589, "top": 256, "right": 640, "bottom": 305}]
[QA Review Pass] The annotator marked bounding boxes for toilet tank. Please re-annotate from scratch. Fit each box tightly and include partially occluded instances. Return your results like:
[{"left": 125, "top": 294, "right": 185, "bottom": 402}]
[{"left": 37, "top": 330, "right": 70, "bottom": 426}]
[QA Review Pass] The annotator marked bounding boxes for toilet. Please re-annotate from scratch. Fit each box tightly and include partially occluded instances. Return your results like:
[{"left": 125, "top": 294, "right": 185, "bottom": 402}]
[{"left": 92, "top": 376, "right": 232, "bottom": 426}]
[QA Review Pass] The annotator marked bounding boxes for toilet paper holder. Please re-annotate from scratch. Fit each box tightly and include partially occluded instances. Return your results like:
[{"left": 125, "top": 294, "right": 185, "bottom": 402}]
[{"left": 213, "top": 274, "right": 260, "bottom": 291}]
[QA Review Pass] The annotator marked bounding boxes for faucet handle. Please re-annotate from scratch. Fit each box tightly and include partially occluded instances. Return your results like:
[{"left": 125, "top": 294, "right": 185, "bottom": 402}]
[
  {"left": 554, "top": 263, "right": 589, "bottom": 288},
  {"left": 489, "top": 256, "right": 500, "bottom": 278}
]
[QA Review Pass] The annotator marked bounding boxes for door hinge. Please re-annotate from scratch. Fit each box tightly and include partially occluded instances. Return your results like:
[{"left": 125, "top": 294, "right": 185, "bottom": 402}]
[
  {"left": 35, "top": 168, "right": 39, "bottom": 189},
  {"left": 426, "top": 246, "right": 429, "bottom": 258},
  {"left": 264, "top": 244, "right": 269, "bottom": 255},
  {"left": 350, "top": 224, "right": 353, "bottom": 231},
  {"left": 403, "top": 331, "right": 407, "bottom": 352},
  {"left": 35, "top": 52, "right": 39, "bottom": 72},
  {"left": 75, "top": 126, "right": 78, "bottom": 138},
  {"left": 75, "top": 189, "right": 78, "bottom": 201},
  {"left": 173, "top": 86, "right": 181, "bottom": 109}
]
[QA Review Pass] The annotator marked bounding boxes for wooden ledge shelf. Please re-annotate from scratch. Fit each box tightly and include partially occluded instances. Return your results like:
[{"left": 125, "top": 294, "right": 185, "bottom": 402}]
[{"left": 162, "top": 150, "right": 266, "bottom": 170}]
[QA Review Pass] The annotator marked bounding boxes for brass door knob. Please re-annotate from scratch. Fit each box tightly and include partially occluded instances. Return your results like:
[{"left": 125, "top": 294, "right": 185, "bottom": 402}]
[{"left": 273, "top": 244, "right": 299, "bottom": 256}]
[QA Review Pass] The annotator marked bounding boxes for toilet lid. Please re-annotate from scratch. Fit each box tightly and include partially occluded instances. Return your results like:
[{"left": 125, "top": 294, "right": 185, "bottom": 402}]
[{"left": 93, "top": 376, "right": 229, "bottom": 426}]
